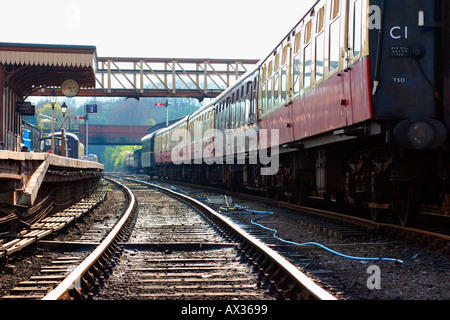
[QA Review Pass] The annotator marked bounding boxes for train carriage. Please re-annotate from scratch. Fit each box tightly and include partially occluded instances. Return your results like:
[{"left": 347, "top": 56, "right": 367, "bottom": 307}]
[
  {"left": 132, "top": 149, "right": 142, "bottom": 173},
  {"left": 187, "top": 104, "right": 215, "bottom": 163},
  {"left": 251, "top": 0, "right": 447, "bottom": 225},
  {"left": 125, "top": 151, "right": 133, "bottom": 171},
  {"left": 150, "top": 117, "right": 189, "bottom": 178},
  {"left": 141, "top": 131, "right": 157, "bottom": 174},
  {"left": 141, "top": 0, "right": 448, "bottom": 226},
  {"left": 39, "top": 132, "right": 85, "bottom": 159}
]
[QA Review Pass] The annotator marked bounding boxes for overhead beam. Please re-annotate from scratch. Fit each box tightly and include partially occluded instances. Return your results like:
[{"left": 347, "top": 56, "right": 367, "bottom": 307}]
[
  {"left": 33, "top": 88, "right": 223, "bottom": 100},
  {"left": 31, "top": 57, "right": 259, "bottom": 100}
]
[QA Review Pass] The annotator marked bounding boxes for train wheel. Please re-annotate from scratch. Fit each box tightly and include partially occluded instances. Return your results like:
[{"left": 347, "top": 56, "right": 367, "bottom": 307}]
[{"left": 396, "top": 182, "right": 418, "bottom": 227}]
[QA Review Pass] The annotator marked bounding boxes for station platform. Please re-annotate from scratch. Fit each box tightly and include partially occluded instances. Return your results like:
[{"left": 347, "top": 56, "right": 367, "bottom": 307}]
[{"left": 0, "top": 150, "right": 103, "bottom": 209}]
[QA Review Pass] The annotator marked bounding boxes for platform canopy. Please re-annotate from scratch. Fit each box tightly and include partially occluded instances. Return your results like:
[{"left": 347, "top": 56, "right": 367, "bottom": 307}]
[{"left": 0, "top": 42, "right": 97, "bottom": 97}]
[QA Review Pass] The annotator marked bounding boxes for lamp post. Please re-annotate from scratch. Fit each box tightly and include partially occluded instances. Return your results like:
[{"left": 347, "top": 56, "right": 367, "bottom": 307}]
[
  {"left": 61, "top": 102, "right": 67, "bottom": 119},
  {"left": 49, "top": 90, "right": 57, "bottom": 154},
  {"left": 60, "top": 102, "right": 68, "bottom": 157}
]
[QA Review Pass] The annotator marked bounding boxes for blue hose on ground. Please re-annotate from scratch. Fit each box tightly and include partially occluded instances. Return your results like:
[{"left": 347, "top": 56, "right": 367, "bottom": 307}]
[{"left": 249, "top": 211, "right": 404, "bottom": 264}]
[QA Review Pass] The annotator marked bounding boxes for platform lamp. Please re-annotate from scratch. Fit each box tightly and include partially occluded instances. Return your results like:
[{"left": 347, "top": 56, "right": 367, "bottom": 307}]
[
  {"left": 61, "top": 102, "right": 68, "bottom": 118},
  {"left": 60, "top": 102, "right": 68, "bottom": 157},
  {"left": 49, "top": 89, "right": 57, "bottom": 154}
]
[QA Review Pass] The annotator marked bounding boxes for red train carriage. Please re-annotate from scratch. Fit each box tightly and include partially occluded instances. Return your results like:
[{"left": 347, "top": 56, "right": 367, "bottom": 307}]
[
  {"left": 257, "top": 0, "right": 376, "bottom": 202},
  {"left": 253, "top": 0, "right": 447, "bottom": 226},
  {"left": 147, "top": 0, "right": 448, "bottom": 226}
]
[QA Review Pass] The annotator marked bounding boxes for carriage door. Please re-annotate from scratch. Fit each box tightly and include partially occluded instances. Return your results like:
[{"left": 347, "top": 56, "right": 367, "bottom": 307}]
[{"left": 342, "top": 0, "right": 363, "bottom": 126}]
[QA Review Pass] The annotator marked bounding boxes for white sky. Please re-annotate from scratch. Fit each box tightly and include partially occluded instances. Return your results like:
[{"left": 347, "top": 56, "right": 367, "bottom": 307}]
[{"left": 2, "top": 0, "right": 316, "bottom": 60}]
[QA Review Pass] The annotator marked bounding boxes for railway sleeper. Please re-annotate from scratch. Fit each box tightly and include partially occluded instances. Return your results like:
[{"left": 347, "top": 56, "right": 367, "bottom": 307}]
[{"left": 267, "top": 267, "right": 288, "bottom": 299}]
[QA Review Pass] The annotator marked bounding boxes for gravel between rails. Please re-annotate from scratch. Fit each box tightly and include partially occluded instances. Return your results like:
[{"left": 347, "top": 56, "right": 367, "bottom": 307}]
[{"left": 94, "top": 182, "right": 276, "bottom": 300}]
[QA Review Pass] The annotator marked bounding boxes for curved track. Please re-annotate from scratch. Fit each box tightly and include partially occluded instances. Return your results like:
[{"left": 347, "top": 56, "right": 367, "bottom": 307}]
[
  {"left": 41, "top": 175, "right": 335, "bottom": 300},
  {"left": 42, "top": 177, "right": 137, "bottom": 300}
]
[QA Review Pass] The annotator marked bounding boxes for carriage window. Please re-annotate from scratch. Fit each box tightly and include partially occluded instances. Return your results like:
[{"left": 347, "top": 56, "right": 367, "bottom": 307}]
[
  {"left": 216, "top": 106, "right": 220, "bottom": 131},
  {"left": 225, "top": 99, "right": 230, "bottom": 129},
  {"left": 235, "top": 93, "right": 240, "bottom": 127},
  {"left": 304, "top": 21, "right": 311, "bottom": 44},
  {"left": 315, "top": 33, "right": 324, "bottom": 81},
  {"left": 209, "top": 111, "right": 213, "bottom": 130},
  {"left": 304, "top": 44, "right": 312, "bottom": 88},
  {"left": 316, "top": 7, "right": 325, "bottom": 33},
  {"left": 242, "top": 87, "right": 247, "bottom": 125},
  {"left": 238, "top": 91, "right": 242, "bottom": 126},
  {"left": 281, "top": 66, "right": 287, "bottom": 101},
  {"left": 240, "top": 97, "right": 245, "bottom": 126},
  {"left": 353, "top": 0, "right": 362, "bottom": 57},
  {"left": 202, "top": 114, "right": 206, "bottom": 133},
  {"left": 331, "top": 0, "right": 340, "bottom": 20},
  {"left": 245, "top": 91, "right": 251, "bottom": 124},
  {"left": 267, "top": 78, "right": 273, "bottom": 112},
  {"left": 222, "top": 104, "right": 226, "bottom": 131},
  {"left": 315, "top": 8, "right": 325, "bottom": 82},
  {"left": 294, "top": 33, "right": 301, "bottom": 53},
  {"left": 329, "top": 18, "right": 340, "bottom": 73},
  {"left": 233, "top": 104, "right": 237, "bottom": 129},
  {"left": 261, "top": 83, "right": 266, "bottom": 116},
  {"left": 273, "top": 71, "right": 279, "bottom": 108},
  {"left": 274, "top": 54, "right": 279, "bottom": 72},
  {"left": 220, "top": 109, "right": 225, "bottom": 132},
  {"left": 281, "top": 46, "right": 288, "bottom": 102},
  {"left": 293, "top": 32, "right": 301, "bottom": 95},
  {"left": 293, "top": 53, "right": 301, "bottom": 94},
  {"left": 234, "top": 102, "right": 238, "bottom": 128},
  {"left": 303, "top": 21, "right": 312, "bottom": 88}
]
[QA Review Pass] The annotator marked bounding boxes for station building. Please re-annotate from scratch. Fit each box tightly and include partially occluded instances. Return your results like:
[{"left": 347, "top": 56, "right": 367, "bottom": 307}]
[{"left": 0, "top": 42, "right": 96, "bottom": 151}]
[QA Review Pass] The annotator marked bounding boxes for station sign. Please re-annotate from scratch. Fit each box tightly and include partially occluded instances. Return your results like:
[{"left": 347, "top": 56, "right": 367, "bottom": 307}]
[
  {"left": 86, "top": 104, "right": 98, "bottom": 113},
  {"left": 16, "top": 101, "right": 35, "bottom": 116}
]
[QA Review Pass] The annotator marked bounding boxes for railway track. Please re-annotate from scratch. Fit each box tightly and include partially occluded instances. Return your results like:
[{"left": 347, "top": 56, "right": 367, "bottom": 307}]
[
  {"left": 96, "top": 179, "right": 271, "bottom": 300},
  {"left": 0, "top": 184, "right": 108, "bottom": 258},
  {"left": 0, "top": 181, "right": 119, "bottom": 300},
  {"left": 94, "top": 176, "right": 335, "bottom": 300},
  {"left": 2, "top": 174, "right": 448, "bottom": 300},
  {"left": 1, "top": 176, "right": 336, "bottom": 301},
  {"left": 139, "top": 176, "right": 450, "bottom": 251},
  {"left": 123, "top": 175, "right": 449, "bottom": 300}
]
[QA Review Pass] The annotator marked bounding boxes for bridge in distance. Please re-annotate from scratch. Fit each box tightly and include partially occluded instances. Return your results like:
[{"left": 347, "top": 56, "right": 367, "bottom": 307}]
[{"left": 77, "top": 124, "right": 150, "bottom": 146}]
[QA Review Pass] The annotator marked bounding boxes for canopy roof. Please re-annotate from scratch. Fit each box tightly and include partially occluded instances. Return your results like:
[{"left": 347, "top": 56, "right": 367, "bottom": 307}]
[{"left": 0, "top": 42, "right": 97, "bottom": 97}]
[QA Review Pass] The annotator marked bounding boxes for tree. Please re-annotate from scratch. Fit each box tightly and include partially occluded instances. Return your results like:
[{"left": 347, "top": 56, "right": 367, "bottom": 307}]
[{"left": 36, "top": 103, "right": 74, "bottom": 135}]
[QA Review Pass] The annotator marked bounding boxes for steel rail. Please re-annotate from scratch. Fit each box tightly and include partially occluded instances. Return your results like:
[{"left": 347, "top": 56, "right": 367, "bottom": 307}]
[
  {"left": 128, "top": 178, "right": 336, "bottom": 300},
  {"left": 42, "top": 177, "right": 136, "bottom": 300},
  {"left": 150, "top": 178, "right": 450, "bottom": 247}
]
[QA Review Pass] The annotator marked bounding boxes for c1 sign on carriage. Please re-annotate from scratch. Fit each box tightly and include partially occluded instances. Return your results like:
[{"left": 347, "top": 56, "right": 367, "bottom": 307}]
[{"left": 86, "top": 104, "right": 97, "bottom": 113}]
